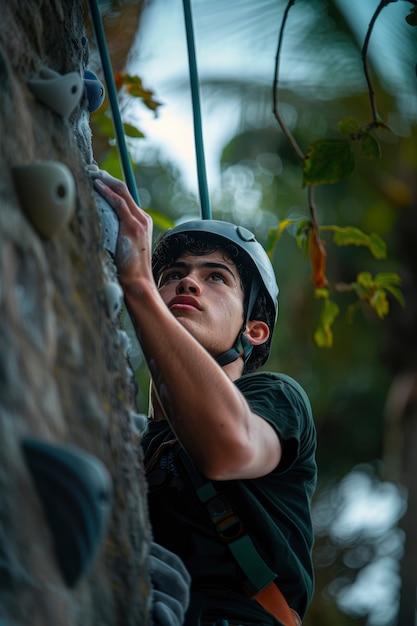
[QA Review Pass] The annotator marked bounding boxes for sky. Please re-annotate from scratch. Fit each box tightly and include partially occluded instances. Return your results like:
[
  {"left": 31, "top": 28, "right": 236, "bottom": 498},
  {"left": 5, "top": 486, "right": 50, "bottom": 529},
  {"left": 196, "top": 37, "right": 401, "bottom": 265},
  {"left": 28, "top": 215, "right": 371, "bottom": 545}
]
[
  {"left": 126, "top": 0, "right": 272, "bottom": 192},
  {"left": 126, "top": 0, "right": 416, "bottom": 197}
]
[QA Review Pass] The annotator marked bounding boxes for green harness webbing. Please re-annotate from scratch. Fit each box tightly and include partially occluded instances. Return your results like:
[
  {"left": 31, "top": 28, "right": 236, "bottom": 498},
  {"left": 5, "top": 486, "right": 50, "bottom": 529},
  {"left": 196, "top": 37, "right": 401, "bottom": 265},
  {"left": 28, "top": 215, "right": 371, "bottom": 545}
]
[{"left": 178, "top": 447, "right": 278, "bottom": 596}]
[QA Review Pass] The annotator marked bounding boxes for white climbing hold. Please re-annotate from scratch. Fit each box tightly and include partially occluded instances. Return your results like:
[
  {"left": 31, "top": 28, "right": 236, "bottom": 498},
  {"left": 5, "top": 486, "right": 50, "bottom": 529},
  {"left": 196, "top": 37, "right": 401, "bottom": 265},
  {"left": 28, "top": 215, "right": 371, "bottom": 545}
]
[
  {"left": 12, "top": 160, "right": 76, "bottom": 238},
  {"left": 104, "top": 281, "right": 124, "bottom": 321},
  {"left": 28, "top": 67, "right": 83, "bottom": 118},
  {"left": 116, "top": 329, "right": 131, "bottom": 355},
  {"left": 131, "top": 412, "right": 147, "bottom": 433}
]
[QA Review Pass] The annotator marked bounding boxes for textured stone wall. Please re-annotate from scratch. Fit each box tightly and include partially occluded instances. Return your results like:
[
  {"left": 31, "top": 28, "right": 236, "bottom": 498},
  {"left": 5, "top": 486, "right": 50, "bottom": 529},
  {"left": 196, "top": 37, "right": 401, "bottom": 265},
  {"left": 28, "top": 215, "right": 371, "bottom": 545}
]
[{"left": 0, "top": 2, "right": 151, "bottom": 624}]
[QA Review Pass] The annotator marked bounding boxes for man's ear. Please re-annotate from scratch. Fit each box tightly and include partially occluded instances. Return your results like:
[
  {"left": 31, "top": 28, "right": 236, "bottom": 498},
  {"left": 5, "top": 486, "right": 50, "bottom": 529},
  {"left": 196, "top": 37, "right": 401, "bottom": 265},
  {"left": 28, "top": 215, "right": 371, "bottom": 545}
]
[{"left": 244, "top": 320, "right": 270, "bottom": 346}]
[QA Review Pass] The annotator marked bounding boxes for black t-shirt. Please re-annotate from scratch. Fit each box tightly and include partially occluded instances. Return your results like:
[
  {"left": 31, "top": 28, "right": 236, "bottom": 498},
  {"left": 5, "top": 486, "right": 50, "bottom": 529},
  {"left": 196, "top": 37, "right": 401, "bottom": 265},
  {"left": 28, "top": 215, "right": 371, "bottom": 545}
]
[{"left": 142, "top": 371, "right": 317, "bottom": 624}]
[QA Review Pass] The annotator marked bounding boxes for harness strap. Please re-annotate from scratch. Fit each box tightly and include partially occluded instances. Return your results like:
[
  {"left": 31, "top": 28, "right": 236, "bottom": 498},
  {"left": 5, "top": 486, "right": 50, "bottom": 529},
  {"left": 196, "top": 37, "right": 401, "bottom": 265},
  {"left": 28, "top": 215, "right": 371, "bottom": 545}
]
[
  {"left": 215, "top": 333, "right": 253, "bottom": 367},
  {"left": 215, "top": 275, "right": 262, "bottom": 368},
  {"left": 253, "top": 584, "right": 302, "bottom": 626},
  {"left": 178, "top": 448, "right": 301, "bottom": 626}
]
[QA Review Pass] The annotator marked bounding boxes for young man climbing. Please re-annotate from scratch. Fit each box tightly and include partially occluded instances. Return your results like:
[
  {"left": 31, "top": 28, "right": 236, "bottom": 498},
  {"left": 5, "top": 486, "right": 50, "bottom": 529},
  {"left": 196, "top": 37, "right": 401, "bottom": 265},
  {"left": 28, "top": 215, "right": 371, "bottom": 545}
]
[{"left": 94, "top": 170, "right": 317, "bottom": 626}]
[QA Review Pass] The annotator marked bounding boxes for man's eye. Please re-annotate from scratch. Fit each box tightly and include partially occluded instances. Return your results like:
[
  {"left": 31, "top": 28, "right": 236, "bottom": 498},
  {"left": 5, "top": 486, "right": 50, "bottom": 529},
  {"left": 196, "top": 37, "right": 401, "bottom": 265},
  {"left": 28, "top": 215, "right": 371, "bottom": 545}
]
[
  {"left": 210, "top": 273, "right": 226, "bottom": 282},
  {"left": 161, "top": 271, "right": 182, "bottom": 284}
]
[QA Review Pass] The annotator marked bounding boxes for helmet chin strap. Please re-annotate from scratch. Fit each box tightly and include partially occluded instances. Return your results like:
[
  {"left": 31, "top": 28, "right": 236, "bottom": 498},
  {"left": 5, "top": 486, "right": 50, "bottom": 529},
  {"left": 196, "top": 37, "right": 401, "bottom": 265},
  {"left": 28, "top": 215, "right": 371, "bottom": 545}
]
[
  {"left": 214, "top": 278, "right": 261, "bottom": 368},
  {"left": 215, "top": 331, "right": 253, "bottom": 367}
]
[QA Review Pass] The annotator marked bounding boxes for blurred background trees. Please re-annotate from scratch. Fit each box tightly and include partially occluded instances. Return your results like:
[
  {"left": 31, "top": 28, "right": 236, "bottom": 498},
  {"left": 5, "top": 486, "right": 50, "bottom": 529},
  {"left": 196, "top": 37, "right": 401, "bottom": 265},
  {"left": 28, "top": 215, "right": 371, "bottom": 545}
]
[{"left": 89, "top": 1, "right": 417, "bottom": 624}]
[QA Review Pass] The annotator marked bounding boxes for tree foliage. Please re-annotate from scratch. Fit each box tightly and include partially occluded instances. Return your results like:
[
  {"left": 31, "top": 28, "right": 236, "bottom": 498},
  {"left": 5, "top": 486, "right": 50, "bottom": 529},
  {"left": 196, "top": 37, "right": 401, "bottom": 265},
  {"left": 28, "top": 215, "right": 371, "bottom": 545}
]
[{"left": 267, "top": 0, "right": 416, "bottom": 347}]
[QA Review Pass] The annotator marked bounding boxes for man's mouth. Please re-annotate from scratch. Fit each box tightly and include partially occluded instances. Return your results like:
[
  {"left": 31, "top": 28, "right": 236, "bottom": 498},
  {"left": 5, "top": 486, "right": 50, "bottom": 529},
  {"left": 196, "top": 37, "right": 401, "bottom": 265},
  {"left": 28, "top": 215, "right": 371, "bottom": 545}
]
[{"left": 168, "top": 296, "right": 201, "bottom": 311}]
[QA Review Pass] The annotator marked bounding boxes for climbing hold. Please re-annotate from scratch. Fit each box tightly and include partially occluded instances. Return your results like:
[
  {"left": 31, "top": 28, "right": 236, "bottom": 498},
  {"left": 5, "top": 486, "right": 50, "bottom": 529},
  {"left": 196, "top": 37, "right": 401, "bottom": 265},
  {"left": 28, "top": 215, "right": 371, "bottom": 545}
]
[
  {"left": 117, "top": 328, "right": 131, "bottom": 355},
  {"left": 12, "top": 160, "right": 76, "bottom": 238},
  {"left": 84, "top": 70, "right": 105, "bottom": 112},
  {"left": 28, "top": 67, "right": 83, "bottom": 118},
  {"left": 131, "top": 411, "right": 147, "bottom": 433},
  {"left": 86, "top": 164, "right": 100, "bottom": 174},
  {"left": 22, "top": 438, "right": 112, "bottom": 588},
  {"left": 87, "top": 165, "right": 119, "bottom": 254},
  {"left": 104, "top": 280, "right": 124, "bottom": 321},
  {"left": 94, "top": 189, "right": 119, "bottom": 254}
]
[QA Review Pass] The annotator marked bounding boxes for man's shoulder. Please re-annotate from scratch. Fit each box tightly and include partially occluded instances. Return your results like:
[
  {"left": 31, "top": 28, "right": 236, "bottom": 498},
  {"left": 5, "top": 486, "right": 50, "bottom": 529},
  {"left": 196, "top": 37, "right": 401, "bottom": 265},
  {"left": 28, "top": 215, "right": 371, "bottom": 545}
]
[
  {"left": 235, "top": 371, "right": 313, "bottom": 424},
  {"left": 236, "top": 370, "right": 309, "bottom": 399}
]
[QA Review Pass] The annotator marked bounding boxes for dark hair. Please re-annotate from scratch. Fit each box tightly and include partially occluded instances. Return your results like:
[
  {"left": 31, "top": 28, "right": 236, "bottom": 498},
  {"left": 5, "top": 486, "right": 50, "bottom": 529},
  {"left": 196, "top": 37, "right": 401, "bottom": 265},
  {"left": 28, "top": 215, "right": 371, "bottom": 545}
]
[{"left": 152, "top": 231, "right": 274, "bottom": 373}]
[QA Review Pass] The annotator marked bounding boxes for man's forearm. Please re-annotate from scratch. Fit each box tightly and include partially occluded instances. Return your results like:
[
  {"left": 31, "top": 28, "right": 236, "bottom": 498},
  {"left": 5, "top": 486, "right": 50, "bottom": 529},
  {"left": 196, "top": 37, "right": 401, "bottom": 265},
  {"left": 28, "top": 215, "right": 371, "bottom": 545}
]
[{"left": 123, "top": 277, "right": 256, "bottom": 476}]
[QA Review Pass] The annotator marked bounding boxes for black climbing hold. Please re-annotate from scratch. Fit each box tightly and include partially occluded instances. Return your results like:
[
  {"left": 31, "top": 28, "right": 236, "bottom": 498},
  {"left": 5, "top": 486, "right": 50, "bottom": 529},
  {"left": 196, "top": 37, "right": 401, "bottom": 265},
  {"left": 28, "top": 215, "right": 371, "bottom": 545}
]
[{"left": 22, "top": 438, "right": 112, "bottom": 587}]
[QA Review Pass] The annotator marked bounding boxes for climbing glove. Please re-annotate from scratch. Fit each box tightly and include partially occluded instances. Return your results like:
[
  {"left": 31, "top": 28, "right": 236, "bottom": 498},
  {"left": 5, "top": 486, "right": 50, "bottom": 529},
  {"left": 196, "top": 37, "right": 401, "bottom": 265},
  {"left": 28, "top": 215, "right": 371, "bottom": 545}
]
[{"left": 150, "top": 542, "right": 191, "bottom": 626}]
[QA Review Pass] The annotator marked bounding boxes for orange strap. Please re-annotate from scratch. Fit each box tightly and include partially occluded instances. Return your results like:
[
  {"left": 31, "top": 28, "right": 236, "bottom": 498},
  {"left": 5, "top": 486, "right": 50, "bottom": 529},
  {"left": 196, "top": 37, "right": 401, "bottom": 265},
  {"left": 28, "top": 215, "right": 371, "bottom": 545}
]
[{"left": 253, "top": 582, "right": 302, "bottom": 626}]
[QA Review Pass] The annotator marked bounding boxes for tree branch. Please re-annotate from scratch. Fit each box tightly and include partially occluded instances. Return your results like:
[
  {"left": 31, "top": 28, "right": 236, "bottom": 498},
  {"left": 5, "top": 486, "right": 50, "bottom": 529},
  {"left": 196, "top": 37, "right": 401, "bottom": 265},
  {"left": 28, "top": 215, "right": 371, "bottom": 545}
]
[
  {"left": 272, "top": 0, "right": 320, "bottom": 253},
  {"left": 272, "top": 0, "right": 305, "bottom": 163},
  {"left": 362, "top": 0, "right": 398, "bottom": 124}
]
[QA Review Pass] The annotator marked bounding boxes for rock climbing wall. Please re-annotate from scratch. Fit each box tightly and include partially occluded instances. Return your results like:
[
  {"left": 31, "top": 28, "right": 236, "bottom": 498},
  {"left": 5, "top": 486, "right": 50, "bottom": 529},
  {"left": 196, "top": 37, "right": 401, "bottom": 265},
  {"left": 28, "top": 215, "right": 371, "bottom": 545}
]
[{"left": 0, "top": 2, "right": 151, "bottom": 624}]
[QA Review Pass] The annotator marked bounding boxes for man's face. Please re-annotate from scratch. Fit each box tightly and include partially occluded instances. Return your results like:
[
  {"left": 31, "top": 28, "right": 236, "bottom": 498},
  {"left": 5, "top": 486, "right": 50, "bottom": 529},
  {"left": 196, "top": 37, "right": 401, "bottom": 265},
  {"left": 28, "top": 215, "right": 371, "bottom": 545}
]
[{"left": 157, "top": 250, "right": 246, "bottom": 358}]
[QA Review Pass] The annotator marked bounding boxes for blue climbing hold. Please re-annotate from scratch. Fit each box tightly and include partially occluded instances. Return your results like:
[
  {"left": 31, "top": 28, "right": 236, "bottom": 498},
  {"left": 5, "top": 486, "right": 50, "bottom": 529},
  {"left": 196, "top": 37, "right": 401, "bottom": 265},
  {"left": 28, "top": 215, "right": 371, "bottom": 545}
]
[
  {"left": 22, "top": 438, "right": 112, "bottom": 587},
  {"left": 84, "top": 70, "right": 105, "bottom": 112}
]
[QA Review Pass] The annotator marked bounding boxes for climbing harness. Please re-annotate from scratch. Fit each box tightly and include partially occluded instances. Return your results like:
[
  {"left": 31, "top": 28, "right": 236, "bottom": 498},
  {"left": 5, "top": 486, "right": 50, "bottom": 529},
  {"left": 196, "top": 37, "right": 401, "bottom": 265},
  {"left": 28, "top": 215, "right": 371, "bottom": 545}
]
[
  {"left": 145, "top": 439, "right": 301, "bottom": 625},
  {"left": 177, "top": 446, "right": 301, "bottom": 626}
]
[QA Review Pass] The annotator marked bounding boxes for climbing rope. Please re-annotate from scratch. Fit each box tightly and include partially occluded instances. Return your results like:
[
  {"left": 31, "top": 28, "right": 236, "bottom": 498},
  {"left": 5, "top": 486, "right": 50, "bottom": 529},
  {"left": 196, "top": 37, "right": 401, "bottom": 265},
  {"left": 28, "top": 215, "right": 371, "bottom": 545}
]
[
  {"left": 182, "top": 0, "right": 211, "bottom": 219},
  {"left": 87, "top": 0, "right": 141, "bottom": 206},
  {"left": 88, "top": 0, "right": 211, "bottom": 220}
]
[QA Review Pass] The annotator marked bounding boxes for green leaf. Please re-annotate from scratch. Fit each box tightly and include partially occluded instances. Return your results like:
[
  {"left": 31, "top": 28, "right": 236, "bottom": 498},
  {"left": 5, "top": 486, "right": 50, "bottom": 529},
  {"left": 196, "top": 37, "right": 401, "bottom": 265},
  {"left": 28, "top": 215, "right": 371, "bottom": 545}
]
[
  {"left": 338, "top": 116, "right": 360, "bottom": 136},
  {"left": 360, "top": 132, "right": 381, "bottom": 159},
  {"left": 266, "top": 219, "right": 304, "bottom": 257},
  {"left": 332, "top": 225, "right": 369, "bottom": 246},
  {"left": 99, "top": 147, "right": 123, "bottom": 179},
  {"left": 327, "top": 226, "right": 387, "bottom": 259},
  {"left": 303, "top": 140, "right": 355, "bottom": 187},
  {"left": 146, "top": 210, "right": 174, "bottom": 231},
  {"left": 92, "top": 112, "right": 116, "bottom": 139},
  {"left": 370, "top": 289, "right": 389, "bottom": 318},
  {"left": 123, "top": 123, "right": 145, "bottom": 139},
  {"left": 116, "top": 72, "right": 163, "bottom": 113},
  {"left": 313, "top": 299, "right": 340, "bottom": 348},
  {"left": 351, "top": 271, "right": 404, "bottom": 318},
  {"left": 315, "top": 288, "right": 330, "bottom": 300},
  {"left": 385, "top": 284, "right": 405, "bottom": 308},
  {"left": 374, "top": 273, "right": 405, "bottom": 307},
  {"left": 356, "top": 271, "right": 373, "bottom": 289},
  {"left": 119, "top": 73, "right": 143, "bottom": 87},
  {"left": 368, "top": 233, "right": 386, "bottom": 259},
  {"left": 295, "top": 219, "right": 311, "bottom": 254},
  {"left": 373, "top": 272, "right": 402, "bottom": 287}
]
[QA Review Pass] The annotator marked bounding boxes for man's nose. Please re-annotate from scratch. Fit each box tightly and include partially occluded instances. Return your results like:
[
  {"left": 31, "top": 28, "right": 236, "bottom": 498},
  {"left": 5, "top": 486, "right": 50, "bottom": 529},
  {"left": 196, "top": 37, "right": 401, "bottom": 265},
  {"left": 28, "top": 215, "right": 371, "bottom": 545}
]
[{"left": 177, "top": 275, "right": 201, "bottom": 294}]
